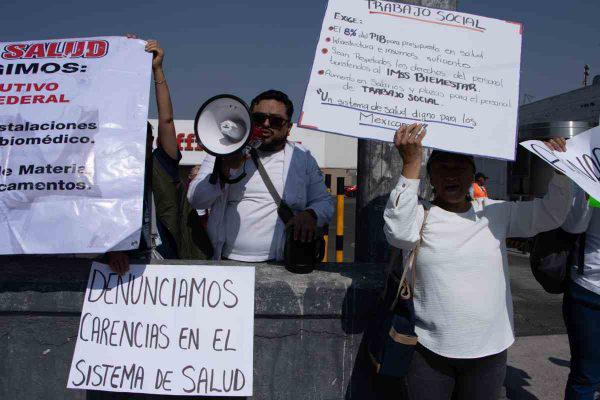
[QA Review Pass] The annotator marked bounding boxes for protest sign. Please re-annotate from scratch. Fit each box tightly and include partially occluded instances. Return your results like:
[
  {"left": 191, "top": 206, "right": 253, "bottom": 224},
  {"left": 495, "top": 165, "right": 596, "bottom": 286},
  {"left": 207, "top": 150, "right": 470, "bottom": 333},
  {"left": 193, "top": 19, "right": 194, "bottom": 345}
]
[
  {"left": 300, "top": 0, "right": 523, "bottom": 160},
  {"left": 0, "top": 36, "right": 151, "bottom": 254},
  {"left": 67, "top": 262, "right": 255, "bottom": 396},
  {"left": 520, "top": 126, "right": 600, "bottom": 200}
]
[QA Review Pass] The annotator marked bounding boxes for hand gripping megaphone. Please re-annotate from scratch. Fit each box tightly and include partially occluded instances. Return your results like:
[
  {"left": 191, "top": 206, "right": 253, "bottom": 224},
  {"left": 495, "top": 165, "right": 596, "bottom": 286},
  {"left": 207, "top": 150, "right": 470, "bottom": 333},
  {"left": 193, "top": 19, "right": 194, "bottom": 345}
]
[{"left": 194, "top": 94, "right": 260, "bottom": 184}]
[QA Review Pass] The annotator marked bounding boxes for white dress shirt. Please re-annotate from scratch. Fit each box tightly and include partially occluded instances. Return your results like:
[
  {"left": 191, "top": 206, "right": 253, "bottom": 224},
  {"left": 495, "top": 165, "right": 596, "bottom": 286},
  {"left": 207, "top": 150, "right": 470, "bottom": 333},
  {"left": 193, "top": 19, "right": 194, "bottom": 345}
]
[{"left": 187, "top": 142, "right": 333, "bottom": 261}]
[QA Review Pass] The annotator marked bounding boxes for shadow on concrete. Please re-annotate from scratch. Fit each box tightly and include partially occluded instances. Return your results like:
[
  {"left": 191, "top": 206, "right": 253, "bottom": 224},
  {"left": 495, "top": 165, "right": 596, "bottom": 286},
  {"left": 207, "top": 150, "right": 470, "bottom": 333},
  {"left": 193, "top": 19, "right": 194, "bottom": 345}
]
[
  {"left": 549, "top": 357, "right": 570, "bottom": 368},
  {"left": 335, "top": 260, "right": 395, "bottom": 399},
  {"left": 505, "top": 366, "right": 539, "bottom": 400}
]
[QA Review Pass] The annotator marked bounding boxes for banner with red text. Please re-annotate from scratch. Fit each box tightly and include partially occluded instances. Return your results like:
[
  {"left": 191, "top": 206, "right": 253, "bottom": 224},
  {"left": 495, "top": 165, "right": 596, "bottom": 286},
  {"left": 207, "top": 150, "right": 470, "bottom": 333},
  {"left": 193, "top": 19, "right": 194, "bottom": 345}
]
[{"left": 0, "top": 36, "right": 151, "bottom": 254}]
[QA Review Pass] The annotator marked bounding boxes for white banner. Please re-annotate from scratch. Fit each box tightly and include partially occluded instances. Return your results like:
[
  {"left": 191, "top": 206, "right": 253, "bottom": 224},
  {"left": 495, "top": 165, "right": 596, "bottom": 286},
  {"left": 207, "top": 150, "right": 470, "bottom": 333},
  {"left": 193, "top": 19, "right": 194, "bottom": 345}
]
[
  {"left": 521, "top": 126, "right": 600, "bottom": 200},
  {"left": 300, "top": 0, "right": 523, "bottom": 160},
  {"left": 0, "top": 36, "right": 151, "bottom": 254},
  {"left": 68, "top": 262, "right": 255, "bottom": 397}
]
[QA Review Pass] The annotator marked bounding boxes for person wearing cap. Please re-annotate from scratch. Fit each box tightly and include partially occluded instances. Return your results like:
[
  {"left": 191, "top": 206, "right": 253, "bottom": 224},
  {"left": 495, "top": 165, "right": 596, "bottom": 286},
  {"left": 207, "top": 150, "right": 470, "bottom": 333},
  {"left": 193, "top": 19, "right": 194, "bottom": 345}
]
[
  {"left": 383, "top": 123, "right": 572, "bottom": 400},
  {"left": 471, "top": 172, "right": 489, "bottom": 200}
]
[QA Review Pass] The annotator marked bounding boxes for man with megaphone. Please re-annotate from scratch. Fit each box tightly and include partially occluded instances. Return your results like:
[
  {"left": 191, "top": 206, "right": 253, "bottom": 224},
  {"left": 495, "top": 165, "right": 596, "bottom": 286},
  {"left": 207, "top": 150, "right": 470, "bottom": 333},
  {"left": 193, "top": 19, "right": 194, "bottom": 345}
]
[{"left": 188, "top": 90, "right": 333, "bottom": 269}]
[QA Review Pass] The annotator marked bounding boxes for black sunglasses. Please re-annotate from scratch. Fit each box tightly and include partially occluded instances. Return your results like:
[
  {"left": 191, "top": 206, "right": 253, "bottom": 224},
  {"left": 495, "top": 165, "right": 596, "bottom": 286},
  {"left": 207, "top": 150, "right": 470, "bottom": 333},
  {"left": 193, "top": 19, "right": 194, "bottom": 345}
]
[{"left": 251, "top": 112, "right": 289, "bottom": 129}]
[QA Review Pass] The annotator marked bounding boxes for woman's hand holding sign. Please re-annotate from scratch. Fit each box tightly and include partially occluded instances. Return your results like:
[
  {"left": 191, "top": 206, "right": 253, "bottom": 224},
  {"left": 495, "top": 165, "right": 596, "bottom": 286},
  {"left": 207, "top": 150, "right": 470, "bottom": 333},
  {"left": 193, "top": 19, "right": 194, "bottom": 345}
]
[{"left": 394, "top": 123, "right": 427, "bottom": 180}]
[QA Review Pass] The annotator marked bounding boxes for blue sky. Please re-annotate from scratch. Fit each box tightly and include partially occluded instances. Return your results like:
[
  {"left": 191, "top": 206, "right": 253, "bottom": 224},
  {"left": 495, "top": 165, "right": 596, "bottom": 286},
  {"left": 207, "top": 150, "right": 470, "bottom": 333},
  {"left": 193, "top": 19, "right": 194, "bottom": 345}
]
[{"left": 1, "top": 0, "right": 598, "bottom": 120}]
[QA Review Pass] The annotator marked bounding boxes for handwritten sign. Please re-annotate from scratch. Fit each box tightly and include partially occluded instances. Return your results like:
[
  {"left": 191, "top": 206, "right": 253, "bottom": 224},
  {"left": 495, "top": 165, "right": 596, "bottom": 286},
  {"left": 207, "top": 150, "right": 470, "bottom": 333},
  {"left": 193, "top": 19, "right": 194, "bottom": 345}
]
[
  {"left": 521, "top": 126, "right": 600, "bottom": 201},
  {"left": 299, "top": 0, "right": 523, "bottom": 160},
  {"left": 0, "top": 36, "right": 151, "bottom": 254},
  {"left": 67, "top": 262, "right": 255, "bottom": 397}
]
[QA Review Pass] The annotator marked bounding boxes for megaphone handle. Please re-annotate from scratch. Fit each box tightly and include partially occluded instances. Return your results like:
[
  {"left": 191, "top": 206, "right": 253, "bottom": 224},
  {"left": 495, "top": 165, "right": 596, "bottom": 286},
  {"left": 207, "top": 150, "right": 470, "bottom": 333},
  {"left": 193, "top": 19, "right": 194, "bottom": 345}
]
[{"left": 209, "top": 157, "right": 221, "bottom": 185}]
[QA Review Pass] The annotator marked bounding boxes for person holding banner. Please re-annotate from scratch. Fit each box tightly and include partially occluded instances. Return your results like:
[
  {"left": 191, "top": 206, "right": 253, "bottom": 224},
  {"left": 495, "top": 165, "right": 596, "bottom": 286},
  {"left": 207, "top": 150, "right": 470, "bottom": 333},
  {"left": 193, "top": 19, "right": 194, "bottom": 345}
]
[
  {"left": 561, "top": 187, "right": 600, "bottom": 400},
  {"left": 383, "top": 124, "right": 571, "bottom": 400},
  {"left": 188, "top": 90, "right": 333, "bottom": 262},
  {"left": 107, "top": 37, "right": 212, "bottom": 274}
]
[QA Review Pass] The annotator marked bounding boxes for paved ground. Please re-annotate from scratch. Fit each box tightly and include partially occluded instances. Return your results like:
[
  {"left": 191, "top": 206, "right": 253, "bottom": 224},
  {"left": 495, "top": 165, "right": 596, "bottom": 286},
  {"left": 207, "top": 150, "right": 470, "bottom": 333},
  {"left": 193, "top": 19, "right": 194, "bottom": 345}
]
[
  {"left": 507, "top": 335, "right": 570, "bottom": 400},
  {"left": 506, "top": 252, "right": 573, "bottom": 399}
]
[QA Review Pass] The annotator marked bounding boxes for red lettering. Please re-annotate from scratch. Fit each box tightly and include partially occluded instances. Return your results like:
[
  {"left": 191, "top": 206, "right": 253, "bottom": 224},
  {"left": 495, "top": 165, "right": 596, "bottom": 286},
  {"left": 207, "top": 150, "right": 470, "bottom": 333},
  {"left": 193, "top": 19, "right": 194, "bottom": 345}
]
[
  {"left": 176, "top": 133, "right": 185, "bottom": 151},
  {"left": 32, "top": 95, "right": 45, "bottom": 103},
  {"left": 46, "top": 42, "right": 62, "bottom": 57},
  {"left": 20, "top": 95, "right": 31, "bottom": 104},
  {"left": 64, "top": 42, "right": 85, "bottom": 58},
  {"left": 184, "top": 134, "right": 194, "bottom": 151},
  {"left": 24, "top": 43, "right": 46, "bottom": 59},
  {"left": 86, "top": 40, "right": 108, "bottom": 58},
  {"left": 1, "top": 40, "right": 109, "bottom": 60},
  {"left": 2, "top": 44, "right": 26, "bottom": 60}
]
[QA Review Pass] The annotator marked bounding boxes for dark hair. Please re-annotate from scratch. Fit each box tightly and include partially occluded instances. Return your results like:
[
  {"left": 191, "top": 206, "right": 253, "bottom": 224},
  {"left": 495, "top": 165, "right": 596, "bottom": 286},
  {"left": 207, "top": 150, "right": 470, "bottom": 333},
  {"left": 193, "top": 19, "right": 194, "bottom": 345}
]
[
  {"left": 426, "top": 150, "right": 476, "bottom": 176},
  {"left": 250, "top": 89, "right": 294, "bottom": 120},
  {"left": 475, "top": 172, "right": 487, "bottom": 180}
]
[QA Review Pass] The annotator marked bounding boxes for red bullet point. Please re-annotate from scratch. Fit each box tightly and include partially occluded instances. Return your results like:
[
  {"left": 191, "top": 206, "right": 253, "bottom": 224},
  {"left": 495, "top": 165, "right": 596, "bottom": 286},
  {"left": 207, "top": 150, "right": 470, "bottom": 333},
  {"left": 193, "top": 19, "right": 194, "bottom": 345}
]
[
  {"left": 318, "top": 70, "right": 325, "bottom": 75},
  {"left": 325, "top": 37, "right": 331, "bottom": 42},
  {"left": 322, "top": 48, "right": 328, "bottom": 54},
  {"left": 329, "top": 26, "right": 334, "bottom": 31}
]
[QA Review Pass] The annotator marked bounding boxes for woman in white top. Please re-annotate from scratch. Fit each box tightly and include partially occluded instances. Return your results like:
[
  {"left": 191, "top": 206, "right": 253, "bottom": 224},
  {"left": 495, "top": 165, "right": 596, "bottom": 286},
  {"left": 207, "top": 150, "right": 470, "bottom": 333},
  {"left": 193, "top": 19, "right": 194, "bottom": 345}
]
[{"left": 383, "top": 124, "right": 572, "bottom": 400}]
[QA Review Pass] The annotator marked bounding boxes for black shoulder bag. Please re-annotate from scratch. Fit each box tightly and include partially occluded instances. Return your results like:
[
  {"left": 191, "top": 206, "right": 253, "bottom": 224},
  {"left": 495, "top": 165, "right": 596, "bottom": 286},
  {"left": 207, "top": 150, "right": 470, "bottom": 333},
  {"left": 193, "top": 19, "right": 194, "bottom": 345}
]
[
  {"left": 249, "top": 148, "right": 325, "bottom": 273},
  {"left": 366, "top": 208, "right": 429, "bottom": 377},
  {"left": 530, "top": 228, "right": 586, "bottom": 294}
]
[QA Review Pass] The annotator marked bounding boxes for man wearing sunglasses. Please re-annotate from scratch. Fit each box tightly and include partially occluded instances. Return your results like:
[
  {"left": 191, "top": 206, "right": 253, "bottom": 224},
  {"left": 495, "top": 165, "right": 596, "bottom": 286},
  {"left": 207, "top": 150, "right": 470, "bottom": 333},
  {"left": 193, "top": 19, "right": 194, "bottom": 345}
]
[{"left": 188, "top": 90, "right": 333, "bottom": 262}]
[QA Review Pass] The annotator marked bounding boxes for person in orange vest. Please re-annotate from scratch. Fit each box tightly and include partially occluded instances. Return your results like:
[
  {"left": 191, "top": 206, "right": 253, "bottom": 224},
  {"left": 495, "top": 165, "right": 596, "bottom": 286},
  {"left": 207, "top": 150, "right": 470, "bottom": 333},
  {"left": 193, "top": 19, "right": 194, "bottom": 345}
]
[{"left": 471, "top": 172, "right": 489, "bottom": 199}]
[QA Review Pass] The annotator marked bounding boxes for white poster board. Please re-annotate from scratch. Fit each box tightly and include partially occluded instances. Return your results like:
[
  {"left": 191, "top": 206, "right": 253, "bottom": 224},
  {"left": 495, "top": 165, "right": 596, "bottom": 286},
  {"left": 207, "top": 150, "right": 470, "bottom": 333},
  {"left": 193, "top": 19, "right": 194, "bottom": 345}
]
[
  {"left": 148, "top": 119, "right": 208, "bottom": 167},
  {"left": 521, "top": 126, "right": 600, "bottom": 200},
  {"left": 0, "top": 36, "right": 151, "bottom": 254},
  {"left": 68, "top": 262, "right": 255, "bottom": 396},
  {"left": 300, "top": 0, "right": 523, "bottom": 160}
]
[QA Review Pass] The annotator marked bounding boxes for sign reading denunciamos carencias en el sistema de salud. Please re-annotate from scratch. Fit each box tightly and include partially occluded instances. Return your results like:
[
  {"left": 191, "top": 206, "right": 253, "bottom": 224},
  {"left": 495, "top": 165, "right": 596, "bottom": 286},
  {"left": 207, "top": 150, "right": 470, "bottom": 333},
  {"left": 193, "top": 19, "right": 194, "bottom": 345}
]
[
  {"left": 300, "top": 0, "right": 523, "bottom": 160},
  {"left": 0, "top": 37, "right": 151, "bottom": 255},
  {"left": 68, "top": 263, "right": 255, "bottom": 397}
]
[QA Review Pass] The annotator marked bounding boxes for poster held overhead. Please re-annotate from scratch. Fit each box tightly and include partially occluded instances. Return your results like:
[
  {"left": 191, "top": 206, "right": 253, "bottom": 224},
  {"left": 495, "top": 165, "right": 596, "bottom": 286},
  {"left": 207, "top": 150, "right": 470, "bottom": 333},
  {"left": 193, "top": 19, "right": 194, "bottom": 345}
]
[
  {"left": 0, "top": 36, "right": 151, "bottom": 255},
  {"left": 300, "top": 0, "right": 523, "bottom": 160}
]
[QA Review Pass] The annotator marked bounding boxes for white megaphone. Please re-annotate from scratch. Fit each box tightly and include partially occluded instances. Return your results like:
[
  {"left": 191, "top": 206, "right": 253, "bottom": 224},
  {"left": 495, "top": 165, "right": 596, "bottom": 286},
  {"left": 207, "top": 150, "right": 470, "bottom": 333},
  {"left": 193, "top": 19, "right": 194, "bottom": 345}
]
[
  {"left": 194, "top": 94, "right": 253, "bottom": 156},
  {"left": 194, "top": 94, "right": 260, "bottom": 184}
]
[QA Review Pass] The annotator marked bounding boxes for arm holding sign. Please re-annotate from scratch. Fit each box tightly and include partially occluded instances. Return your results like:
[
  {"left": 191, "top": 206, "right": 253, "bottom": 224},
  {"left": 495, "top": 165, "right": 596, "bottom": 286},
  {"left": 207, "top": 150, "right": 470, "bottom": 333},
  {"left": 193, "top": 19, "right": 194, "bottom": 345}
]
[
  {"left": 147, "top": 39, "right": 178, "bottom": 160},
  {"left": 506, "top": 138, "right": 572, "bottom": 238},
  {"left": 383, "top": 124, "right": 427, "bottom": 250},
  {"left": 107, "top": 37, "right": 183, "bottom": 274}
]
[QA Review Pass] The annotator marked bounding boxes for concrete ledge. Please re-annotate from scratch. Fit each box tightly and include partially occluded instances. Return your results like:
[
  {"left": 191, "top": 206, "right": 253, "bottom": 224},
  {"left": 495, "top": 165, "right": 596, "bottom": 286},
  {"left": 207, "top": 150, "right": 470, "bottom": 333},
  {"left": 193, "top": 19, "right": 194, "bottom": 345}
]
[{"left": 0, "top": 256, "right": 385, "bottom": 400}]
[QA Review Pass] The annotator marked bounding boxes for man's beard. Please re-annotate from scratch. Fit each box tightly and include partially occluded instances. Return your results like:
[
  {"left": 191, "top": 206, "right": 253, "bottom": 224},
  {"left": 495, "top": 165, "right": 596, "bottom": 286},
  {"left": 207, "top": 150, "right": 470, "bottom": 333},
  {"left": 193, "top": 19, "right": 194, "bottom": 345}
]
[{"left": 259, "top": 135, "right": 287, "bottom": 152}]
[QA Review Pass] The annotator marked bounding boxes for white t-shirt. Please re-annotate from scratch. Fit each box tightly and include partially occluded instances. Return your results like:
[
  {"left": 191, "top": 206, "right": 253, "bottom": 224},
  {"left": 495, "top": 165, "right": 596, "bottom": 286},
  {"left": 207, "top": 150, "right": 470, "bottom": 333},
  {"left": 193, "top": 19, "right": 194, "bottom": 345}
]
[
  {"left": 222, "top": 149, "right": 284, "bottom": 262},
  {"left": 384, "top": 174, "right": 572, "bottom": 358}
]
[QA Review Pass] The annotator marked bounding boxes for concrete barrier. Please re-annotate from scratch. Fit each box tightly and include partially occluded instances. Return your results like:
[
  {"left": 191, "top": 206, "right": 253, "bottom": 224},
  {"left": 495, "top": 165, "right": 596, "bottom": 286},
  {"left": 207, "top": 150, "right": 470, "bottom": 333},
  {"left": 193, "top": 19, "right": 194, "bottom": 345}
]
[{"left": 0, "top": 257, "right": 385, "bottom": 400}]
